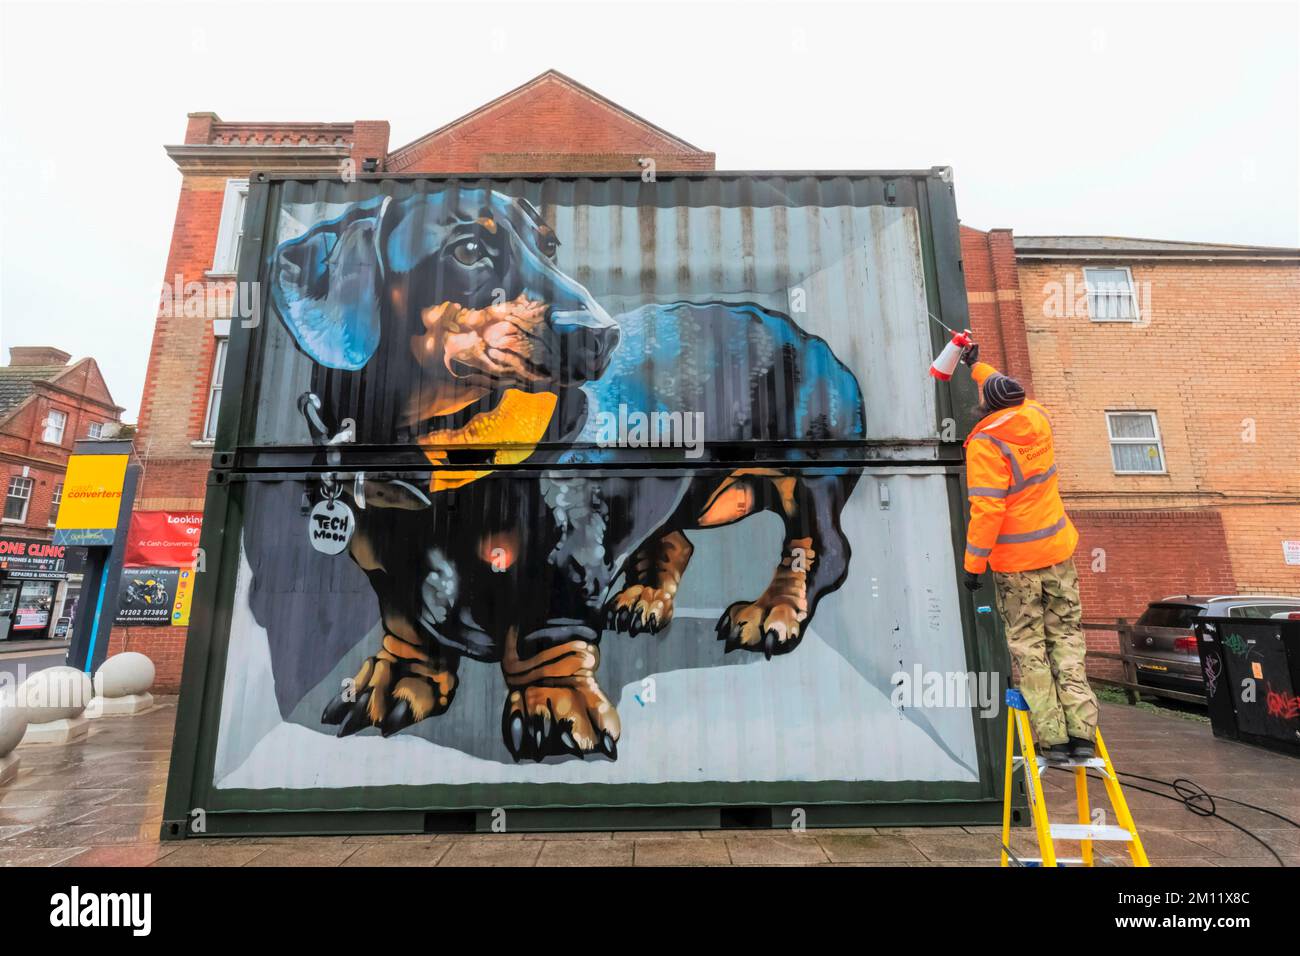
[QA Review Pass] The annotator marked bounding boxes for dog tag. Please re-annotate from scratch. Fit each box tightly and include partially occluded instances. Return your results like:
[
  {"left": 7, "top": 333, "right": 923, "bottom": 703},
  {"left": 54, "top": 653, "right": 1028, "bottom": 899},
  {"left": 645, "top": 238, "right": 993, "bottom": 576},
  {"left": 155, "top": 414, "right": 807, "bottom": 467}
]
[{"left": 307, "top": 498, "right": 355, "bottom": 555}]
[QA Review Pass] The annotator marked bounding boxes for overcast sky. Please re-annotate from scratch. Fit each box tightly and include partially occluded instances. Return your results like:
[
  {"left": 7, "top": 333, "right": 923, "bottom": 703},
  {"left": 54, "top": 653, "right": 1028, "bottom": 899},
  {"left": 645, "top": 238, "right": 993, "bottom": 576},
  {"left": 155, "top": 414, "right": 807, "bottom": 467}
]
[{"left": 1, "top": 0, "right": 1296, "bottom": 421}]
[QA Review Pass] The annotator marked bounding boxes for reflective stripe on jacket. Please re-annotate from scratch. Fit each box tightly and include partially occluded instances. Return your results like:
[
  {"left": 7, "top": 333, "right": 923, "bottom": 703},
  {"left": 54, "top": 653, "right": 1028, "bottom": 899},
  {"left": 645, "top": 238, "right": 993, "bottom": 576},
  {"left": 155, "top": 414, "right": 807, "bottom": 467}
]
[{"left": 963, "top": 363, "right": 1078, "bottom": 574}]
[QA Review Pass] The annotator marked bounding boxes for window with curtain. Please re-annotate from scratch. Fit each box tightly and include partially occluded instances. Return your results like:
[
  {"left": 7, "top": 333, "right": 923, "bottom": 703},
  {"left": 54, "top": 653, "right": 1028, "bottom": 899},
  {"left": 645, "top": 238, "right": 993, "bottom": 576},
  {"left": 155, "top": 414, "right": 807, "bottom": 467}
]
[
  {"left": 1106, "top": 411, "right": 1165, "bottom": 473},
  {"left": 43, "top": 408, "right": 67, "bottom": 444},
  {"left": 1084, "top": 267, "right": 1140, "bottom": 322}
]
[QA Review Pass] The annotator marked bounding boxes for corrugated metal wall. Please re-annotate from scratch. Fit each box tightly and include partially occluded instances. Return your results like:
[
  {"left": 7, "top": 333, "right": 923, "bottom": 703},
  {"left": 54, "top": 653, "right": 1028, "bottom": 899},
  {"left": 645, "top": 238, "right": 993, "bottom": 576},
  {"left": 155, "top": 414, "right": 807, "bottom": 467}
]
[
  {"left": 239, "top": 176, "right": 940, "bottom": 452},
  {"left": 165, "top": 172, "right": 1000, "bottom": 832}
]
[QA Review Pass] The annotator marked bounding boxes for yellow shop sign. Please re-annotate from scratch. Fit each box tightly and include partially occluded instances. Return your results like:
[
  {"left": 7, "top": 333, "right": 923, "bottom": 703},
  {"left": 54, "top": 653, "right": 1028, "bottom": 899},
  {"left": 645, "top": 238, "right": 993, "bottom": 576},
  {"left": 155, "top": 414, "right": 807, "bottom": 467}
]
[{"left": 53, "top": 454, "right": 129, "bottom": 546}]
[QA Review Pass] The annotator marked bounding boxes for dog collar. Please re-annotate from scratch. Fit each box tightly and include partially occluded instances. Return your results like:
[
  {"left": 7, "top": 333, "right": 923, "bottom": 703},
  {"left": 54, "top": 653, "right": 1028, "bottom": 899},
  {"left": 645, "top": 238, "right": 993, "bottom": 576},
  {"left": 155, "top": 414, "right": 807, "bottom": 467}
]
[{"left": 418, "top": 388, "right": 558, "bottom": 492}]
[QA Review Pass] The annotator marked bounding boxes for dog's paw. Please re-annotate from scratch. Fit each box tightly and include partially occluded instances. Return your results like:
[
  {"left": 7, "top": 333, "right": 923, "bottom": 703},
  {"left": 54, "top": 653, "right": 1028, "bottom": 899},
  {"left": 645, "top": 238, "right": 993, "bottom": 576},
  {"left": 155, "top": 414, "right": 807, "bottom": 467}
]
[
  {"left": 603, "top": 584, "right": 677, "bottom": 636},
  {"left": 716, "top": 597, "right": 806, "bottom": 659},
  {"left": 502, "top": 679, "right": 621, "bottom": 762},
  {"left": 321, "top": 654, "right": 457, "bottom": 738}
]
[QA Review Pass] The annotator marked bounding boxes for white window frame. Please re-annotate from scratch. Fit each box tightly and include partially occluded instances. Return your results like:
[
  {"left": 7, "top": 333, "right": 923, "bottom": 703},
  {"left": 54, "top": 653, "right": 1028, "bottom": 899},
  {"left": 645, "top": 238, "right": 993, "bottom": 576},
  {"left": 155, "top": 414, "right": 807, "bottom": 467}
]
[
  {"left": 1106, "top": 411, "right": 1166, "bottom": 475},
  {"left": 211, "top": 179, "right": 250, "bottom": 275},
  {"left": 49, "top": 482, "right": 63, "bottom": 526},
  {"left": 87, "top": 421, "right": 104, "bottom": 439},
  {"left": 4, "top": 476, "right": 33, "bottom": 524},
  {"left": 42, "top": 408, "right": 67, "bottom": 445},
  {"left": 1084, "top": 266, "right": 1140, "bottom": 323},
  {"left": 202, "top": 334, "right": 229, "bottom": 442}
]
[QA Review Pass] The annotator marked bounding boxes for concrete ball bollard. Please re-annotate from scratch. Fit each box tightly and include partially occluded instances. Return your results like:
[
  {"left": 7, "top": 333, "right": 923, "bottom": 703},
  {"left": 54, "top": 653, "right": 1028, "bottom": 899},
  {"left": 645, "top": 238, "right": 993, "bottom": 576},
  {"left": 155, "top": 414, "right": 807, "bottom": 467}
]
[
  {"left": 88, "top": 653, "right": 157, "bottom": 718},
  {"left": 0, "top": 697, "right": 25, "bottom": 784},
  {"left": 19, "top": 667, "right": 94, "bottom": 744},
  {"left": 94, "top": 653, "right": 156, "bottom": 699},
  {"left": 0, "top": 698, "right": 27, "bottom": 757},
  {"left": 20, "top": 666, "right": 93, "bottom": 722}
]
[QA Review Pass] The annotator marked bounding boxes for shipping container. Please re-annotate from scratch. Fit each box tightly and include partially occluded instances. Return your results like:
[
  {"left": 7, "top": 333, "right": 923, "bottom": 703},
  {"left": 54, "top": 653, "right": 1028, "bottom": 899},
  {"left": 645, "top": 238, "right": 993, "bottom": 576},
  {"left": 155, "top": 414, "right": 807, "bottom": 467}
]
[{"left": 162, "top": 169, "right": 1012, "bottom": 837}]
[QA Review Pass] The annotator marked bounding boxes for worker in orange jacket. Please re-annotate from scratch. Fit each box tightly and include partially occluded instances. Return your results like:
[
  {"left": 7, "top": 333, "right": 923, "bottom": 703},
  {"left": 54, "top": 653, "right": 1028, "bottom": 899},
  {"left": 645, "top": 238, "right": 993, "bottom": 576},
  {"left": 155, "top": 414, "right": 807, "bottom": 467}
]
[{"left": 960, "top": 346, "right": 1098, "bottom": 762}]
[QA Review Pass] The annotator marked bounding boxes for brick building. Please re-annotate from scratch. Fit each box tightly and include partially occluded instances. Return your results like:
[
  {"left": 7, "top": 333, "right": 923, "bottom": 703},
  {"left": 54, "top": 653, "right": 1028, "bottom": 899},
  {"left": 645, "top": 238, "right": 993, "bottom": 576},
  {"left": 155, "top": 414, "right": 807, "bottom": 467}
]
[
  {"left": 962, "top": 230, "right": 1300, "bottom": 669},
  {"left": 0, "top": 346, "right": 124, "bottom": 641}
]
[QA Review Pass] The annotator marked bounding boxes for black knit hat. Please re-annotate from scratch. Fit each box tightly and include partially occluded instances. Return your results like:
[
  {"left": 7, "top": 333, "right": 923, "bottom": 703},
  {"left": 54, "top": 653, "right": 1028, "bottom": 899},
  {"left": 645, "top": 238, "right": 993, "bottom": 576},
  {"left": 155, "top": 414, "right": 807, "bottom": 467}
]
[{"left": 982, "top": 373, "right": 1026, "bottom": 411}]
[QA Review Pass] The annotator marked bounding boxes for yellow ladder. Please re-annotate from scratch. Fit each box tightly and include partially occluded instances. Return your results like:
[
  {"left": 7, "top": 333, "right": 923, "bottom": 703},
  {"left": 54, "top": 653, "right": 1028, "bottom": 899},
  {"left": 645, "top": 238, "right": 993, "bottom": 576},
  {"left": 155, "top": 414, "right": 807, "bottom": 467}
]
[{"left": 1000, "top": 688, "right": 1149, "bottom": 867}]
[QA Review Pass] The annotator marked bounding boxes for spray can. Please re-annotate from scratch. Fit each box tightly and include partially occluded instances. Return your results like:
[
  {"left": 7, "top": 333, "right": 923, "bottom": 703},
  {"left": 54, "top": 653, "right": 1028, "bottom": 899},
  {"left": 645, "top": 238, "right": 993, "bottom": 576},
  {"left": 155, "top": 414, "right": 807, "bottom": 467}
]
[{"left": 929, "top": 330, "right": 972, "bottom": 380}]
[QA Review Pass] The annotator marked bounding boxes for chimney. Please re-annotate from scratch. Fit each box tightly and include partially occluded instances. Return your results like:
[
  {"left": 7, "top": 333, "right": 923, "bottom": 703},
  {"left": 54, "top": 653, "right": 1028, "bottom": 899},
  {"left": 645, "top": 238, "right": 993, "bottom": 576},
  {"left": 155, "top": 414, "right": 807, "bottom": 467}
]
[{"left": 8, "top": 346, "right": 71, "bottom": 367}]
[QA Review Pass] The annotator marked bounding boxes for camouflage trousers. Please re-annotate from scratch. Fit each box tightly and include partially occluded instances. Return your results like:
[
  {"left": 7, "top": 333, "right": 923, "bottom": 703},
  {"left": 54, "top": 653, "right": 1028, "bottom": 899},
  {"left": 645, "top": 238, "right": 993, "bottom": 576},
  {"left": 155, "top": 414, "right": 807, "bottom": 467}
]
[{"left": 993, "top": 558, "right": 1098, "bottom": 746}]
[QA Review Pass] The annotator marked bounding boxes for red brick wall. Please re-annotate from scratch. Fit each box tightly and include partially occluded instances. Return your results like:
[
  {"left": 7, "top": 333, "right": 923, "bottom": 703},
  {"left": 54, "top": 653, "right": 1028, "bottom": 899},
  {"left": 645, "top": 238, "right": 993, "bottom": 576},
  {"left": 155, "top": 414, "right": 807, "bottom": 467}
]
[
  {"left": 121, "top": 165, "right": 247, "bottom": 686},
  {"left": 0, "top": 462, "right": 60, "bottom": 535},
  {"left": 1070, "top": 508, "right": 1236, "bottom": 675},
  {"left": 106, "top": 625, "right": 189, "bottom": 691},
  {"left": 351, "top": 120, "right": 391, "bottom": 170},
  {"left": 1071, "top": 508, "right": 1236, "bottom": 621},
  {"left": 388, "top": 76, "right": 714, "bottom": 173},
  {"left": 134, "top": 174, "right": 229, "bottom": 460},
  {"left": 959, "top": 226, "right": 1034, "bottom": 391}
]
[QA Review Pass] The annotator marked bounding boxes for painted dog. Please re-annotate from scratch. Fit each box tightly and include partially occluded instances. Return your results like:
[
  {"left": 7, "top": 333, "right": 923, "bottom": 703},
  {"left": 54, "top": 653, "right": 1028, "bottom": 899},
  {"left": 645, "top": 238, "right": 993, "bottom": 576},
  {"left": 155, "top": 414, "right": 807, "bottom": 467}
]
[{"left": 270, "top": 187, "right": 865, "bottom": 760}]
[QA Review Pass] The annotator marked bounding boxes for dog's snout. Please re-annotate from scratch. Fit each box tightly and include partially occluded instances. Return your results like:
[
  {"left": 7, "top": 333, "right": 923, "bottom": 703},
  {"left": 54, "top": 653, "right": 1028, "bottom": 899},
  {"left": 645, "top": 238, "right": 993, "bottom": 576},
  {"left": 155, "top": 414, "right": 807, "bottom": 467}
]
[
  {"left": 581, "top": 323, "right": 620, "bottom": 373},
  {"left": 552, "top": 311, "right": 620, "bottom": 380}
]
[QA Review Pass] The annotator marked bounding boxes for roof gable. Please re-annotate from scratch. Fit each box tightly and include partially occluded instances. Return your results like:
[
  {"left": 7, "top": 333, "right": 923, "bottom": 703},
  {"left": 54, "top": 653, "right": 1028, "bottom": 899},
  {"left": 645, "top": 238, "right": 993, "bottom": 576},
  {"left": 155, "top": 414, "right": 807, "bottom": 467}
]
[
  {"left": 387, "top": 70, "right": 713, "bottom": 172},
  {"left": 67, "top": 357, "right": 120, "bottom": 411},
  {"left": 0, "top": 357, "right": 121, "bottom": 430}
]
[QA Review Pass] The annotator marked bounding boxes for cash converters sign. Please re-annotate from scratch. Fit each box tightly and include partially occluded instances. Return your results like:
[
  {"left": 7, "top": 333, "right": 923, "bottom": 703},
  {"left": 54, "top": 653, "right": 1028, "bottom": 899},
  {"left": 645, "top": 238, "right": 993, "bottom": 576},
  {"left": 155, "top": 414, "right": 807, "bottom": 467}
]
[
  {"left": 53, "top": 454, "right": 129, "bottom": 546},
  {"left": 123, "top": 511, "right": 203, "bottom": 566}
]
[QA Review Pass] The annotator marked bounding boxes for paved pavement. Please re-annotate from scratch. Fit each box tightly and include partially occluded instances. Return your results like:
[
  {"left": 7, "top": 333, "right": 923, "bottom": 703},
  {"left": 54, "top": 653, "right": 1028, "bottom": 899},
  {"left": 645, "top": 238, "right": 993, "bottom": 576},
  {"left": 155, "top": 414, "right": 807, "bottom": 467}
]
[{"left": 1, "top": 699, "right": 1297, "bottom": 867}]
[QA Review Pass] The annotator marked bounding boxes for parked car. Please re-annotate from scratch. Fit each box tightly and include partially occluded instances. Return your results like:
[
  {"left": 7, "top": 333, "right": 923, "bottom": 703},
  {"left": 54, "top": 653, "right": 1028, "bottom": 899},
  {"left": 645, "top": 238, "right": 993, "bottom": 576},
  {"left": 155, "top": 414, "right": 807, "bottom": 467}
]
[{"left": 1125, "top": 594, "right": 1300, "bottom": 695}]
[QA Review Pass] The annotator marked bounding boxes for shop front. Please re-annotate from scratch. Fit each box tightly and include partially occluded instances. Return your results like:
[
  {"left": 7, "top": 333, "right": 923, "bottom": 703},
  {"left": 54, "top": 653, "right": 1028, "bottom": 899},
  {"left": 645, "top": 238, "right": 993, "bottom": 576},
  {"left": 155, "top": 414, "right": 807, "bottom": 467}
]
[{"left": 0, "top": 536, "right": 85, "bottom": 642}]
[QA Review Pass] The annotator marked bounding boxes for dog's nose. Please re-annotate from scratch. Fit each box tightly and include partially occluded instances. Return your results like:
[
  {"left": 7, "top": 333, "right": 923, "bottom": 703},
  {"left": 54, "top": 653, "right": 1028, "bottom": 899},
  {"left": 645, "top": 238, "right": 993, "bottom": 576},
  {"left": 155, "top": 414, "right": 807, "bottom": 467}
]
[{"left": 553, "top": 312, "right": 620, "bottom": 380}]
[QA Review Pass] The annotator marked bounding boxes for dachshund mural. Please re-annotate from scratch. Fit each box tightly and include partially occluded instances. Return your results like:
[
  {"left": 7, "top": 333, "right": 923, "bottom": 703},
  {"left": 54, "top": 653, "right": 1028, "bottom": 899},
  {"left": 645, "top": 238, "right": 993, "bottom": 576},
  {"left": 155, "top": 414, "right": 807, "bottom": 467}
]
[{"left": 267, "top": 187, "right": 865, "bottom": 762}]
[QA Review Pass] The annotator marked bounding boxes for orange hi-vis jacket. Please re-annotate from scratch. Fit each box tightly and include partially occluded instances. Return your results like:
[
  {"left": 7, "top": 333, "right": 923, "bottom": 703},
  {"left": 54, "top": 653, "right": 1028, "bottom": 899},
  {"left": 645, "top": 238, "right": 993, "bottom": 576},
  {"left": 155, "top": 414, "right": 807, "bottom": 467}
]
[{"left": 963, "top": 362, "right": 1079, "bottom": 575}]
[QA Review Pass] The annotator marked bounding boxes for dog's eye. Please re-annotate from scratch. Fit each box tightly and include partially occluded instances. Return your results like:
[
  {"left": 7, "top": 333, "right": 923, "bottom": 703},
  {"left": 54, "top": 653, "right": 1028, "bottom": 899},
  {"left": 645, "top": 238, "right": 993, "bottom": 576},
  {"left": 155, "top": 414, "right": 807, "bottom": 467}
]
[
  {"left": 539, "top": 235, "right": 558, "bottom": 259},
  {"left": 451, "top": 239, "right": 487, "bottom": 266}
]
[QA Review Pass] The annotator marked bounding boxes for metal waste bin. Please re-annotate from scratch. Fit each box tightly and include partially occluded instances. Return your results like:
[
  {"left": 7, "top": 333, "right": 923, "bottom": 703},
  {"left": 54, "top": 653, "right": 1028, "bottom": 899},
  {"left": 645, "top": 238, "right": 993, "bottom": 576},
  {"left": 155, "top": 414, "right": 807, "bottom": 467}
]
[{"left": 1194, "top": 616, "right": 1300, "bottom": 756}]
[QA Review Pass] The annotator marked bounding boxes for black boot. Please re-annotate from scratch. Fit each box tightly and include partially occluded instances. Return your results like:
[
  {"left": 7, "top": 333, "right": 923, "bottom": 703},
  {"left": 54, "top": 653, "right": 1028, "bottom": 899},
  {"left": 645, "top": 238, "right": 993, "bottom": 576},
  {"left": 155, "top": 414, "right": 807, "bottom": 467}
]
[
  {"left": 1068, "top": 736, "right": 1095, "bottom": 759},
  {"left": 1042, "top": 743, "right": 1072, "bottom": 764}
]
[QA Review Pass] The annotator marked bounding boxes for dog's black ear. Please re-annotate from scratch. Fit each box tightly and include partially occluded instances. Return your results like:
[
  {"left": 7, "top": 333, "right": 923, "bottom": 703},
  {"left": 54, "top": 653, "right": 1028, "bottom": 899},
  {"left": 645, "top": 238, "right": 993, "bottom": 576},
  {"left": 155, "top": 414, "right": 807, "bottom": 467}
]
[{"left": 270, "top": 196, "right": 389, "bottom": 370}]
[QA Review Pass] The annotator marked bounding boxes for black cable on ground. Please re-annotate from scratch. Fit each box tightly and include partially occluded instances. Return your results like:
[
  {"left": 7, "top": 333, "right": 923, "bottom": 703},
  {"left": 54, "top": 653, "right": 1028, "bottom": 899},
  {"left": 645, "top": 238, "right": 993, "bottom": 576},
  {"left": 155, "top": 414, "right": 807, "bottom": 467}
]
[
  {"left": 1046, "top": 766, "right": 1288, "bottom": 867},
  {"left": 1119, "top": 771, "right": 1300, "bottom": 830}
]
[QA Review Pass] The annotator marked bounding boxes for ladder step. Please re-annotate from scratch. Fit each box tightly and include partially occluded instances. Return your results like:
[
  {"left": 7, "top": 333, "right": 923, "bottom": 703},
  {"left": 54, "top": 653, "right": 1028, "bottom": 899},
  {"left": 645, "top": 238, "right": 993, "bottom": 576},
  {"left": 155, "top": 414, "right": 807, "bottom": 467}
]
[
  {"left": 1047, "top": 756, "right": 1107, "bottom": 770},
  {"left": 1048, "top": 823, "right": 1133, "bottom": 842},
  {"left": 1017, "top": 857, "right": 1086, "bottom": 866},
  {"left": 1012, "top": 755, "right": 1108, "bottom": 774}
]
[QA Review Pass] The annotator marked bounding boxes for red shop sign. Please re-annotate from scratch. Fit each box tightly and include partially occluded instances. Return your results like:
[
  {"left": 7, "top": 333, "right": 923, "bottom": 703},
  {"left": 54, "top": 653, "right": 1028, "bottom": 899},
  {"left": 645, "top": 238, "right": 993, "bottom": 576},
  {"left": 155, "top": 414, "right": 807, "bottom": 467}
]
[{"left": 123, "top": 511, "right": 203, "bottom": 568}]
